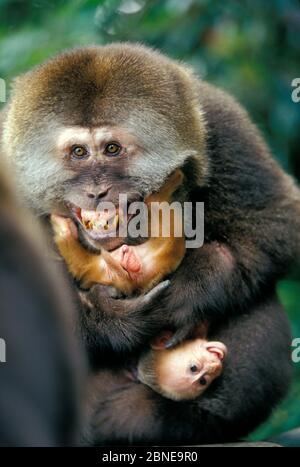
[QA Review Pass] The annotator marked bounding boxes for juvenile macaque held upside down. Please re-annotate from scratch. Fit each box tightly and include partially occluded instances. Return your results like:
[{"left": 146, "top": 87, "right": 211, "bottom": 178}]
[{"left": 51, "top": 169, "right": 227, "bottom": 401}]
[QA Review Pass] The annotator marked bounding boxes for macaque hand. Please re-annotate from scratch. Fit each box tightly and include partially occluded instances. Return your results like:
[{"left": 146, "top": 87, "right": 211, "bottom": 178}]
[
  {"left": 79, "top": 280, "right": 171, "bottom": 353},
  {"left": 86, "top": 280, "right": 170, "bottom": 315},
  {"left": 142, "top": 279, "right": 197, "bottom": 349}
]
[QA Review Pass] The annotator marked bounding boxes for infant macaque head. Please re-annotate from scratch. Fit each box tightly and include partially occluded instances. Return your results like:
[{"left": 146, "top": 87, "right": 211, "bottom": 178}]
[{"left": 138, "top": 334, "right": 227, "bottom": 401}]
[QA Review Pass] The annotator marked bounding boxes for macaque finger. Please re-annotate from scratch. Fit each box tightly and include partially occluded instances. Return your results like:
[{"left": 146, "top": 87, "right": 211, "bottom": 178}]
[
  {"left": 106, "top": 286, "right": 124, "bottom": 299},
  {"left": 87, "top": 280, "right": 170, "bottom": 316},
  {"left": 136, "top": 280, "right": 170, "bottom": 310},
  {"left": 164, "top": 323, "right": 194, "bottom": 349}
]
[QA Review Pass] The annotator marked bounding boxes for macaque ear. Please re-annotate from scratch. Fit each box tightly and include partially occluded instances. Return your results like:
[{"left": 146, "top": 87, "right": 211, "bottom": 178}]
[
  {"left": 151, "top": 331, "right": 174, "bottom": 350},
  {"left": 205, "top": 341, "right": 228, "bottom": 361}
]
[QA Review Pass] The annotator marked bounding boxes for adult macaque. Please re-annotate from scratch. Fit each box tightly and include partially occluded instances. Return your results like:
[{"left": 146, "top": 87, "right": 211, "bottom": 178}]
[{"left": 1, "top": 44, "right": 299, "bottom": 444}]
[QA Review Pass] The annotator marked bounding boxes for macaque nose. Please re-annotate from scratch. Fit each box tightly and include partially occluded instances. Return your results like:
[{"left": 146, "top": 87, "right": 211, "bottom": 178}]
[{"left": 87, "top": 187, "right": 109, "bottom": 200}]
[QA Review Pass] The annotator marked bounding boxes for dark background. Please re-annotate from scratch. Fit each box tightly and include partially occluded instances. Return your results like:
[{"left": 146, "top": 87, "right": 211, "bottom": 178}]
[{"left": 0, "top": 0, "right": 299, "bottom": 440}]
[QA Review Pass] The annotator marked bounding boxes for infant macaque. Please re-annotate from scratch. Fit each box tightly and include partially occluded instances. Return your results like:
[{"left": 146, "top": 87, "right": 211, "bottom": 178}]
[
  {"left": 51, "top": 169, "right": 186, "bottom": 295},
  {"left": 137, "top": 328, "right": 227, "bottom": 401},
  {"left": 51, "top": 169, "right": 227, "bottom": 401}
]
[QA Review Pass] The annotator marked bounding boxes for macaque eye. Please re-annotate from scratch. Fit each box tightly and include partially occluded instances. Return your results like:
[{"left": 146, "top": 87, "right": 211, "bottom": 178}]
[
  {"left": 71, "top": 145, "right": 88, "bottom": 158},
  {"left": 104, "top": 142, "right": 121, "bottom": 156},
  {"left": 190, "top": 364, "right": 198, "bottom": 373}
]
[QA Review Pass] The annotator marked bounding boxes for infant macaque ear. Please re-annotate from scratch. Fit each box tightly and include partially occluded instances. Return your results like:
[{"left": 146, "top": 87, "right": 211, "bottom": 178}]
[
  {"left": 205, "top": 341, "right": 228, "bottom": 361},
  {"left": 151, "top": 331, "right": 174, "bottom": 350}
]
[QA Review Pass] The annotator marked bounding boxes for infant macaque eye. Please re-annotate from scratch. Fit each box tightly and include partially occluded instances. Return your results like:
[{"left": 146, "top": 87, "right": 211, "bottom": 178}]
[
  {"left": 199, "top": 376, "right": 207, "bottom": 386},
  {"left": 190, "top": 364, "right": 198, "bottom": 373}
]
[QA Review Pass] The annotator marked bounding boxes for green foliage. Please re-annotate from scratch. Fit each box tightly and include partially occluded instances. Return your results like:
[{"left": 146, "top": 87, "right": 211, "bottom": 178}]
[{"left": 0, "top": 0, "right": 299, "bottom": 440}]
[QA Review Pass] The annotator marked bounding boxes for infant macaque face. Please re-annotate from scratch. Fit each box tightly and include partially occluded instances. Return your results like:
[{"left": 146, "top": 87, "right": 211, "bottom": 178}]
[{"left": 138, "top": 338, "right": 227, "bottom": 401}]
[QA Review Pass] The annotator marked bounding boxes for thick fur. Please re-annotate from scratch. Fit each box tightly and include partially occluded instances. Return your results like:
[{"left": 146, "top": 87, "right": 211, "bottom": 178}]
[{"left": 1, "top": 43, "right": 299, "bottom": 444}]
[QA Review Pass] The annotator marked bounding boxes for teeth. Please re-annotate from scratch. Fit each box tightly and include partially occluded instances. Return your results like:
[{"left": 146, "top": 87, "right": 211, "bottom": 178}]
[
  {"left": 85, "top": 220, "right": 93, "bottom": 230},
  {"left": 81, "top": 210, "right": 119, "bottom": 233}
]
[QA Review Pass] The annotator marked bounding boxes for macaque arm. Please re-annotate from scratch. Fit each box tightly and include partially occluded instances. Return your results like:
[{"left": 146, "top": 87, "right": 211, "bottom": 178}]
[
  {"left": 79, "top": 280, "right": 170, "bottom": 356},
  {"left": 161, "top": 215, "right": 292, "bottom": 347},
  {"left": 161, "top": 239, "right": 264, "bottom": 346}
]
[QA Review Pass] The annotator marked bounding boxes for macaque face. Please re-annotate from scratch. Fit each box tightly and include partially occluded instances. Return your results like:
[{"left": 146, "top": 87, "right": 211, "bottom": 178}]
[
  {"left": 53, "top": 125, "right": 145, "bottom": 251},
  {"left": 3, "top": 45, "right": 208, "bottom": 250}
]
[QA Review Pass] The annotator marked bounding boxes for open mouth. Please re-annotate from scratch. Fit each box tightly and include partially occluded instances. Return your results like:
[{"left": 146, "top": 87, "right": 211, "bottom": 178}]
[
  {"left": 66, "top": 201, "right": 139, "bottom": 244},
  {"left": 81, "top": 207, "right": 120, "bottom": 236},
  {"left": 67, "top": 202, "right": 121, "bottom": 240}
]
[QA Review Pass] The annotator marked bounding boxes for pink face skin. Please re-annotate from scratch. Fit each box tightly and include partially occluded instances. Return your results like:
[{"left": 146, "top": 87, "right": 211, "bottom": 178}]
[{"left": 140, "top": 335, "right": 227, "bottom": 401}]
